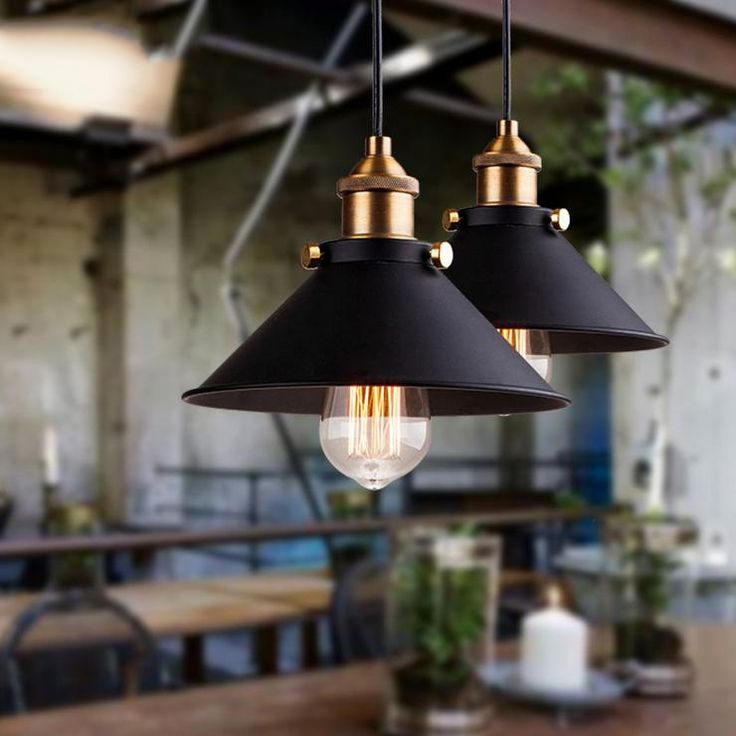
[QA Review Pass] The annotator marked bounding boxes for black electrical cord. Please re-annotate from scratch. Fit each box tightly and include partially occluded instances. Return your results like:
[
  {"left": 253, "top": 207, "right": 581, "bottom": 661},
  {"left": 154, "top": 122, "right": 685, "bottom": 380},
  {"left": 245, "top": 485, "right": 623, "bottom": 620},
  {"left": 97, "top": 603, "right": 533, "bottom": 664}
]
[
  {"left": 502, "top": 0, "right": 511, "bottom": 121},
  {"left": 371, "top": 0, "right": 384, "bottom": 137}
]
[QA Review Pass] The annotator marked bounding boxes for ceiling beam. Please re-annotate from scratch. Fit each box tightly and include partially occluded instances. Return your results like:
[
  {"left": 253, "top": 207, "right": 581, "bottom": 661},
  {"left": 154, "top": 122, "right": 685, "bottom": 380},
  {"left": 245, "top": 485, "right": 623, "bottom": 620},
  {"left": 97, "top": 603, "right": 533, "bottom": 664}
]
[
  {"left": 197, "top": 32, "right": 499, "bottom": 121},
  {"left": 131, "top": 0, "right": 736, "bottom": 95},
  {"left": 131, "top": 0, "right": 190, "bottom": 15},
  {"left": 383, "top": 0, "right": 736, "bottom": 96},
  {"left": 77, "top": 30, "right": 497, "bottom": 190}
]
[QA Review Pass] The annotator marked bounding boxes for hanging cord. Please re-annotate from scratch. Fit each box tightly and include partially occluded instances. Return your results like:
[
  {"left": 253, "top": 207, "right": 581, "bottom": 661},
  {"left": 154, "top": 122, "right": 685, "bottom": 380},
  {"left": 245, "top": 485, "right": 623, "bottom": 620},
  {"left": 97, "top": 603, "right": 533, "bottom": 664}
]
[
  {"left": 502, "top": 0, "right": 512, "bottom": 120},
  {"left": 371, "top": 0, "right": 384, "bottom": 136}
]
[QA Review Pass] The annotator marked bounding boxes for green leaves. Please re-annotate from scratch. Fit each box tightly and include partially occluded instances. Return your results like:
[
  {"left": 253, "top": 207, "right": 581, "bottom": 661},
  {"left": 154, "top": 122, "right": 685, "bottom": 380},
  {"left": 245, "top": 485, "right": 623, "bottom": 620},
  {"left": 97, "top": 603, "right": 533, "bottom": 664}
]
[{"left": 392, "top": 538, "right": 489, "bottom": 682}]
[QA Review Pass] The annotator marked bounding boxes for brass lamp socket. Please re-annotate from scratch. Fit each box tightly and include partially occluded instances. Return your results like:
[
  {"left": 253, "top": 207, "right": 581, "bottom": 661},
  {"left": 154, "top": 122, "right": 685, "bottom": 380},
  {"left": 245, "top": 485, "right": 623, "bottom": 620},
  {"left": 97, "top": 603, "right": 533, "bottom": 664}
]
[
  {"left": 473, "top": 120, "right": 542, "bottom": 207},
  {"left": 337, "top": 136, "right": 419, "bottom": 240}
]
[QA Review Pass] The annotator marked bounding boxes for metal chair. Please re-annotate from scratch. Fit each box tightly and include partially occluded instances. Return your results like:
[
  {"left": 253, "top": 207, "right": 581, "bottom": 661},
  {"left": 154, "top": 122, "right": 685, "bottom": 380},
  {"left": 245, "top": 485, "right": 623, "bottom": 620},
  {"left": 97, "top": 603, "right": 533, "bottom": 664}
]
[
  {"left": 0, "top": 589, "right": 165, "bottom": 713},
  {"left": 330, "top": 558, "right": 388, "bottom": 664}
]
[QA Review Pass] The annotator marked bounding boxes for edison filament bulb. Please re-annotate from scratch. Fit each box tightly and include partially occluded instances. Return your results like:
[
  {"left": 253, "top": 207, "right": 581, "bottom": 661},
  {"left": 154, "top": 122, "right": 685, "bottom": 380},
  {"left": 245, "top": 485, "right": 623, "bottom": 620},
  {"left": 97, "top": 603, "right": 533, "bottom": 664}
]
[
  {"left": 320, "top": 386, "right": 431, "bottom": 490},
  {"left": 498, "top": 328, "right": 552, "bottom": 381}
]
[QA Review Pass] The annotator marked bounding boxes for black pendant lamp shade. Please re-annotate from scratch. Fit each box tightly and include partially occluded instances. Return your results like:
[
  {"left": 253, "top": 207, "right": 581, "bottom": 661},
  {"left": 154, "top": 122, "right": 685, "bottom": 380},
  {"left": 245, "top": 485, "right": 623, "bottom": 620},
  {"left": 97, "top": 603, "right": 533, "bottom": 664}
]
[
  {"left": 442, "top": 0, "right": 668, "bottom": 357},
  {"left": 446, "top": 205, "right": 669, "bottom": 354},
  {"left": 183, "top": 237, "right": 570, "bottom": 415}
]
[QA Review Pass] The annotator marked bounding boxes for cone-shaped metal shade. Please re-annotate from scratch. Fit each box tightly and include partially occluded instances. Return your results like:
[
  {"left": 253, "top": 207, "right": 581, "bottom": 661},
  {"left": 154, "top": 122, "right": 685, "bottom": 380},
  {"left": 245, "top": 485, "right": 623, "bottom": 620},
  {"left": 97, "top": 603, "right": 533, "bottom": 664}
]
[
  {"left": 183, "top": 239, "right": 569, "bottom": 415},
  {"left": 447, "top": 206, "right": 669, "bottom": 354}
]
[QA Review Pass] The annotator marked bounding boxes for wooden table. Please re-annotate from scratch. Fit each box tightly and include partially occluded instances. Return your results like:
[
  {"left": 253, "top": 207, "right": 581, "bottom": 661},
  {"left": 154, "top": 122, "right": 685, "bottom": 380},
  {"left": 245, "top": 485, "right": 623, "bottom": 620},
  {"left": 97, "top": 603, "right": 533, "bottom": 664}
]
[
  {"left": 195, "top": 573, "right": 334, "bottom": 670},
  {"left": 0, "top": 574, "right": 331, "bottom": 682},
  {"left": 3, "top": 626, "right": 734, "bottom": 735}
]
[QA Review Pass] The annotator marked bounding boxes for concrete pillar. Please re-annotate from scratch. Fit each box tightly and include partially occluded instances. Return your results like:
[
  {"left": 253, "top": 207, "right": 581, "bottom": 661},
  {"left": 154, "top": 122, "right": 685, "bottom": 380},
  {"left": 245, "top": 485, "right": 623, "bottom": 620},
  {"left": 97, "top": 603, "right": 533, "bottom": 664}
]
[{"left": 95, "top": 174, "right": 184, "bottom": 524}]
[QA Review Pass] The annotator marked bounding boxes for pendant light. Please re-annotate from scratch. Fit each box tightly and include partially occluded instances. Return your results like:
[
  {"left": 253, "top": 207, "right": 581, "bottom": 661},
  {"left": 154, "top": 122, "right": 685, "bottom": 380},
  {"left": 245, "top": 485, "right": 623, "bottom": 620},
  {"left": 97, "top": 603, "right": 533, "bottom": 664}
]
[
  {"left": 442, "top": 0, "right": 668, "bottom": 379},
  {"left": 183, "top": 0, "right": 569, "bottom": 491}
]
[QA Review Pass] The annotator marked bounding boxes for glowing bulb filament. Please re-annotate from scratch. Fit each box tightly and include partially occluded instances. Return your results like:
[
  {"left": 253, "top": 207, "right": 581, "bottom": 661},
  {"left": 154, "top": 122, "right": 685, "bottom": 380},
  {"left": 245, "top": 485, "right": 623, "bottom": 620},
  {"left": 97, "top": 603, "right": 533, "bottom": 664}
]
[{"left": 347, "top": 386, "right": 402, "bottom": 459}]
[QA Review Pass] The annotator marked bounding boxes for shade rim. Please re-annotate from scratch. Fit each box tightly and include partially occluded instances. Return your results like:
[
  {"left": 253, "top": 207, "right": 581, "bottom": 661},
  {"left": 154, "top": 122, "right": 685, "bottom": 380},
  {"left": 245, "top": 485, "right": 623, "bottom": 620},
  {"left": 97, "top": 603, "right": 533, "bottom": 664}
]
[
  {"left": 490, "top": 323, "right": 670, "bottom": 351},
  {"left": 182, "top": 380, "right": 571, "bottom": 416}
]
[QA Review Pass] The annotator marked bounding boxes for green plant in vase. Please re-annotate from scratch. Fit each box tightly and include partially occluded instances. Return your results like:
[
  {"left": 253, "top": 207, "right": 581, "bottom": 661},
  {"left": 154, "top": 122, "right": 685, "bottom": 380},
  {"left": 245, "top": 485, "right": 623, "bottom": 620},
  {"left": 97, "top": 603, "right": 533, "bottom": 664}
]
[
  {"left": 610, "top": 513, "right": 697, "bottom": 670},
  {"left": 390, "top": 526, "right": 495, "bottom": 713}
]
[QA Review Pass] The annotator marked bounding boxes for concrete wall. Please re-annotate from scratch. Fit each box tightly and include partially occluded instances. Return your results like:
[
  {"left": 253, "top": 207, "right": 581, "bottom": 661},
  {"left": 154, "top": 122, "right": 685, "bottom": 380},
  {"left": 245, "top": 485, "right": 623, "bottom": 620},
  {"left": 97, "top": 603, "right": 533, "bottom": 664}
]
[{"left": 0, "top": 165, "right": 99, "bottom": 527}]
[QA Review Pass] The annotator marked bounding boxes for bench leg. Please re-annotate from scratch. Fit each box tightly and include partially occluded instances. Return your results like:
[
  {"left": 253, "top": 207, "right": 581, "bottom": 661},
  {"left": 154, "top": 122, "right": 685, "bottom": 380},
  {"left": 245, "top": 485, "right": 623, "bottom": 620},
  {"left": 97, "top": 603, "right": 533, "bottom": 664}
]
[
  {"left": 183, "top": 634, "right": 206, "bottom": 684},
  {"left": 301, "top": 618, "right": 320, "bottom": 670},
  {"left": 255, "top": 625, "right": 279, "bottom": 675}
]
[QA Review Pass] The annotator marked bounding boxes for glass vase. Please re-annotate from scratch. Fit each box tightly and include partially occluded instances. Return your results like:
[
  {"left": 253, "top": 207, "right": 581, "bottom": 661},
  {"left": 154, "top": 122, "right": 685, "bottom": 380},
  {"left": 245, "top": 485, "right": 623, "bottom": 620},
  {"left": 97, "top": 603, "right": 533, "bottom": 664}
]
[
  {"left": 385, "top": 527, "right": 501, "bottom": 735},
  {"left": 601, "top": 514, "right": 698, "bottom": 697}
]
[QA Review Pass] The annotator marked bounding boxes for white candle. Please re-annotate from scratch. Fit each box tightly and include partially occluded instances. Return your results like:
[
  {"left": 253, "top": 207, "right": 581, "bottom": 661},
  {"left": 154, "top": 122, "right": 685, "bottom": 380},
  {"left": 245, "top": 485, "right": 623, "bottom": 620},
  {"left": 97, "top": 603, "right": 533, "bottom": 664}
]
[
  {"left": 520, "top": 588, "right": 588, "bottom": 692},
  {"left": 42, "top": 425, "right": 60, "bottom": 486}
]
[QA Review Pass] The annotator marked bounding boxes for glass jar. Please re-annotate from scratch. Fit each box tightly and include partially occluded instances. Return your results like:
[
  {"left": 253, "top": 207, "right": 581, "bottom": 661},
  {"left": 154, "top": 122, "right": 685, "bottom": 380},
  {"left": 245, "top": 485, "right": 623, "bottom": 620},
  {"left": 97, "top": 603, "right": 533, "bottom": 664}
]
[
  {"left": 385, "top": 527, "right": 501, "bottom": 735},
  {"left": 46, "top": 503, "right": 103, "bottom": 592},
  {"left": 601, "top": 514, "right": 698, "bottom": 696}
]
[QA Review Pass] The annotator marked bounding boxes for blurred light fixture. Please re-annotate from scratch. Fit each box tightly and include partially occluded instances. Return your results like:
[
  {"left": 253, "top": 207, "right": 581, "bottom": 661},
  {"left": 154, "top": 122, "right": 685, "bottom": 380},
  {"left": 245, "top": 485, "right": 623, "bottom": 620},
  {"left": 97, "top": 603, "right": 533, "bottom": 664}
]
[
  {"left": 441, "top": 0, "right": 668, "bottom": 372},
  {"left": 0, "top": 20, "right": 179, "bottom": 139},
  {"left": 183, "top": 0, "right": 569, "bottom": 490}
]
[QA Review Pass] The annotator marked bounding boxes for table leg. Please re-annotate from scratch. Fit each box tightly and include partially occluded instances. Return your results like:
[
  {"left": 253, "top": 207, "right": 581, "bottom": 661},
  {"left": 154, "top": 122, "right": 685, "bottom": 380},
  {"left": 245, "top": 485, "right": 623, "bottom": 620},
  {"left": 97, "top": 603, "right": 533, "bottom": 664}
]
[
  {"left": 255, "top": 625, "right": 279, "bottom": 675},
  {"left": 183, "top": 634, "right": 206, "bottom": 684},
  {"left": 301, "top": 618, "right": 320, "bottom": 670}
]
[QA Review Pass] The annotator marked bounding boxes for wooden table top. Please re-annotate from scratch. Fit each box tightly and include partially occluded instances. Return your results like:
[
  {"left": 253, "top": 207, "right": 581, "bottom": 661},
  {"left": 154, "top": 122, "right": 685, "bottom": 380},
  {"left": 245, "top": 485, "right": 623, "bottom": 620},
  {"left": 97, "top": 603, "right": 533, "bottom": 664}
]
[
  {"left": 195, "top": 572, "right": 333, "bottom": 614},
  {"left": 4, "top": 626, "right": 734, "bottom": 735},
  {"left": 0, "top": 577, "right": 311, "bottom": 649}
]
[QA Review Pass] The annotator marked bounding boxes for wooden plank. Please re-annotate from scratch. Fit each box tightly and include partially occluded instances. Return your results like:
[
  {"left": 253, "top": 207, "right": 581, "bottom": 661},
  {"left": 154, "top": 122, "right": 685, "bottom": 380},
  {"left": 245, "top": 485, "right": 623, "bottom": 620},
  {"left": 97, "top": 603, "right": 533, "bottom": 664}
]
[
  {"left": 385, "top": 0, "right": 736, "bottom": 96},
  {"left": 0, "top": 506, "right": 615, "bottom": 559},
  {"left": 196, "top": 573, "right": 334, "bottom": 614},
  {"left": 0, "top": 581, "right": 304, "bottom": 652},
  {"left": 3, "top": 626, "right": 734, "bottom": 735}
]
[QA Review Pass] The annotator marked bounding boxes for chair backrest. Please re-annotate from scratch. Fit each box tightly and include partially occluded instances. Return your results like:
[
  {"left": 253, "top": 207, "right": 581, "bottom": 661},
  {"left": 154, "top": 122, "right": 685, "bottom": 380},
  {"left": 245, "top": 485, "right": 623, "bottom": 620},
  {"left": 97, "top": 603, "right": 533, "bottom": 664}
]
[
  {"left": 0, "top": 589, "right": 162, "bottom": 713},
  {"left": 330, "top": 558, "right": 388, "bottom": 664}
]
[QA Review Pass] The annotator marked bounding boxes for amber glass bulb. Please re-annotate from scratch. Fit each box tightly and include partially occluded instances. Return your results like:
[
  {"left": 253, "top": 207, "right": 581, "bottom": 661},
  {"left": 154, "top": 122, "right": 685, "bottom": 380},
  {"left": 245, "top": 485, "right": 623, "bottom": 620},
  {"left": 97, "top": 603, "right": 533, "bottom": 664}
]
[{"left": 320, "top": 386, "right": 431, "bottom": 490}]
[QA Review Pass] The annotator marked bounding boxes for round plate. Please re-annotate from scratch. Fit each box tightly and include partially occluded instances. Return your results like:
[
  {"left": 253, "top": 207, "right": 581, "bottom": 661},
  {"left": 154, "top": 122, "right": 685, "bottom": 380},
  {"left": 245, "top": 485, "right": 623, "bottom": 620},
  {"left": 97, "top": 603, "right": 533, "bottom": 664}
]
[{"left": 479, "top": 662, "right": 628, "bottom": 709}]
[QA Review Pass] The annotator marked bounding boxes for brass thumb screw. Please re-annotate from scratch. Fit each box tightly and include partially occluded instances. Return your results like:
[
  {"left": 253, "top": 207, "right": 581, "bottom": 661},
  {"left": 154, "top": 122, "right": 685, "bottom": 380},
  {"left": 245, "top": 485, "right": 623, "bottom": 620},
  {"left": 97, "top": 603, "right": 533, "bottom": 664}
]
[
  {"left": 442, "top": 208, "right": 461, "bottom": 232},
  {"left": 550, "top": 208, "right": 571, "bottom": 232},
  {"left": 430, "top": 241, "right": 454, "bottom": 270},
  {"left": 301, "top": 243, "right": 322, "bottom": 270}
]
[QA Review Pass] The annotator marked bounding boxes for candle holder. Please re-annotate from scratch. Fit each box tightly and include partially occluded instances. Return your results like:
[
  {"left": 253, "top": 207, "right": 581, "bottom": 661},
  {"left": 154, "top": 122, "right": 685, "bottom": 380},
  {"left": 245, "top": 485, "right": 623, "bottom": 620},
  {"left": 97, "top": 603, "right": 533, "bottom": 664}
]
[
  {"left": 600, "top": 514, "right": 699, "bottom": 697},
  {"left": 46, "top": 502, "right": 103, "bottom": 592},
  {"left": 384, "top": 527, "right": 501, "bottom": 736}
]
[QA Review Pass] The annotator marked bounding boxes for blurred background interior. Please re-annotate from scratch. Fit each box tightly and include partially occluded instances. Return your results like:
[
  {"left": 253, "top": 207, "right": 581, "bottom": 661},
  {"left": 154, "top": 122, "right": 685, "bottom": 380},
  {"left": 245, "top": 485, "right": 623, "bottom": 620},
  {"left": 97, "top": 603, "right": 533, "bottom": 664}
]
[{"left": 0, "top": 0, "right": 735, "bottom": 727}]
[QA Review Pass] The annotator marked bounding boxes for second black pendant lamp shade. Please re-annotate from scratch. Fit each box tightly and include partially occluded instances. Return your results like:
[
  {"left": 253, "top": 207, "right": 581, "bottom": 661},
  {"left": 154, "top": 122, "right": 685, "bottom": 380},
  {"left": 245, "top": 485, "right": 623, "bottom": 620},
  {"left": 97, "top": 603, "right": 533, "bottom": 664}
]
[
  {"left": 443, "top": 0, "right": 668, "bottom": 358},
  {"left": 183, "top": 0, "right": 569, "bottom": 490}
]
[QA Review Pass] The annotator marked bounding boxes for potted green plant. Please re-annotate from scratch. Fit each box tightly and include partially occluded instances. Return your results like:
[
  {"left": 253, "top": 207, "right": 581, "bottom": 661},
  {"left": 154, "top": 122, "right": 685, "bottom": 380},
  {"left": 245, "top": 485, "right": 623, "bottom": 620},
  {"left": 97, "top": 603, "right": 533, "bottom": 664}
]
[
  {"left": 385, "top": 527, "right": 500, "bottom": 735},
  {"left": 605, "top": 513, "right": 698, "bottom": 696}
]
